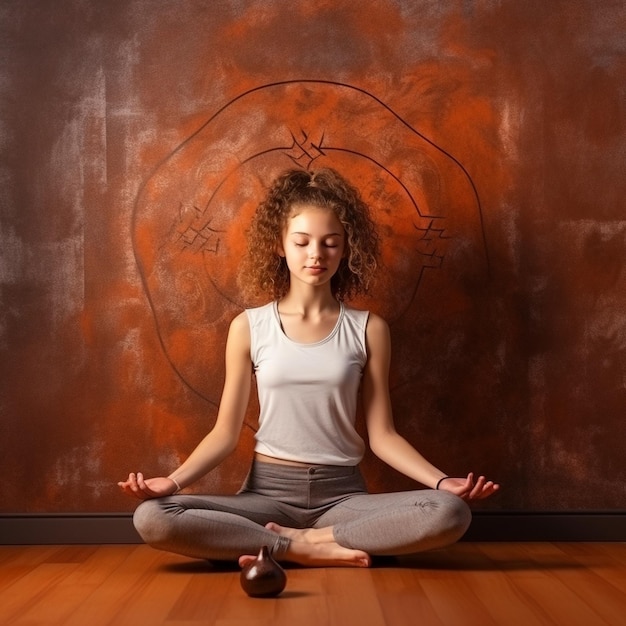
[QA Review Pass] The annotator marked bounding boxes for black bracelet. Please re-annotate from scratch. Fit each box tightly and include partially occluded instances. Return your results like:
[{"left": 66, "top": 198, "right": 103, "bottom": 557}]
[{"left": 436, "top": 476, "right": 450, "bottom": 490}]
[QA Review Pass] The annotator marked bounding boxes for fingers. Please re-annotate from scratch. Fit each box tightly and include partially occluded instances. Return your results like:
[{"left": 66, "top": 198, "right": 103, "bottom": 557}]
[
  {"left": 469, "top": 474, "right": 486, "bottom": 499},
  {"left": 116, "top": 472, "right": 136, "bottom": 494},
  {"left": 437, "top": 472, "right": 500, "bottom": 501},
  {"left": 117, "top": 472, "right": 150, "bottom": 499},
  {"left": 134, "top": 472, "right": 155, "bottom": 497},
  {"left": 136, "top": 472, "right": 147, "bottom": 491},
  {"left": 128, "top": 472, "right": 141, "bottom": 495},
  {"left": 466, "top": 475, "right": 501, "bottom": 500},
  {"left": 481, "top": 481, "right": 500, "bottom": 498}
]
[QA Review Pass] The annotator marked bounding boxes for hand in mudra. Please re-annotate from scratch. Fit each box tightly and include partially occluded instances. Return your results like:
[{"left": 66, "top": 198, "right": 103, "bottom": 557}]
[
  {"left": 118, "top": 472, "right": 179, "bottom": 500},
  {"left": 438, "top": 473, "right": 499, "bottom": 501}
]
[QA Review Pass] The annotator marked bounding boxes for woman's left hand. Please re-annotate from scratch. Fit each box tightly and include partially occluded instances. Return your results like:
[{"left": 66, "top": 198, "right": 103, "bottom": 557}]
[{"left": 437, "top": 473, "right": 500, "bottom": 501}]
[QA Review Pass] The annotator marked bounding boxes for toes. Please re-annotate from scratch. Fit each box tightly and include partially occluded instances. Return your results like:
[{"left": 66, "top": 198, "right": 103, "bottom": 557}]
[
  {"left": 238, "top": 554, "right": 256, "bottom": 568},
  {"left": 265, "top": 522, "right": 281, "bottom": 533}
]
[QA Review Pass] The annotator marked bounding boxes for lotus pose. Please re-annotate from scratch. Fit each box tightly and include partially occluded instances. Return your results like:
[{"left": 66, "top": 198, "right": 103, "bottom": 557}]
[{"left": 119, "top": 167, "right": 499, "bottom": 568}]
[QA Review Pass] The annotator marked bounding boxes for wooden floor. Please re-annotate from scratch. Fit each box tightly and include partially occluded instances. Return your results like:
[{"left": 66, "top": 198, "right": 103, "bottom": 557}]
[{"left": 1, "top": 542, "right": 625, "bottom": 625}]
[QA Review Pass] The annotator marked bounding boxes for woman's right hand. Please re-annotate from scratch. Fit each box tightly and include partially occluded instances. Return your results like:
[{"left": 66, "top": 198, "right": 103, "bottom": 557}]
[{"left": 117, "top": 473, "right": 179, "bottom": 500}]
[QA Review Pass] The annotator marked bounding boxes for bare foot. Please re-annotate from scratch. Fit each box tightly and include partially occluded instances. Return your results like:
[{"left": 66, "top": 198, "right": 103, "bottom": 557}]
[
  {"left": 288, "top": 541, "right": 371, "bottom": 568},
  {"left": 265, "top": 522, "right": 334, "bottom": 544},
  {"left": 238, "top": 522, "right": 371, "bottom": 568},
  {"left": 239, "top": 542, "right": 371, "bottom": 569}
]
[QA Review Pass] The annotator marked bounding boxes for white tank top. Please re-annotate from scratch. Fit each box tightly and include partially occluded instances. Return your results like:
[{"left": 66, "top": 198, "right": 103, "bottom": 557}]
[{"left": 246, "top": 301, "right": 369, "bottom": 466}]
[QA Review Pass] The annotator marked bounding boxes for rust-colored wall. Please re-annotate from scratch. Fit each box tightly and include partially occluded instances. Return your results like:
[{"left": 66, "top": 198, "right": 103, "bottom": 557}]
[{"left": 1, "top": 0, "right": 624, "bottom": 513}]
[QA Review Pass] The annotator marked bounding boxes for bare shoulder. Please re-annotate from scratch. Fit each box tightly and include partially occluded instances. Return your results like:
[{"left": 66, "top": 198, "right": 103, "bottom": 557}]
[
  {"left": 365, "top": 311, "right": 391, "bottom": 357},
  {"left": 365, "top": 311, "right": 390, "bottom": 339},
  {"left": 229, "top": 310, "right": 250, "bottom": 333},
  {"left": 226, "top": 311, "right": 251, "bottom": 352}
]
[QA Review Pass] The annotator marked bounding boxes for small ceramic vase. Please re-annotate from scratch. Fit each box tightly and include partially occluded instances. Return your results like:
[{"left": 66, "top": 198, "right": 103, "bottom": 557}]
[{"left": 240, "top": 545, "right": 287, "bottom": 598}]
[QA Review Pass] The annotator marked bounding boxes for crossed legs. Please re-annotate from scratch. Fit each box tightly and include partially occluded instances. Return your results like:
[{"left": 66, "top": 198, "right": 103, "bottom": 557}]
[{"left": 134, "top": 489, "right": 470, "bottom": 568}]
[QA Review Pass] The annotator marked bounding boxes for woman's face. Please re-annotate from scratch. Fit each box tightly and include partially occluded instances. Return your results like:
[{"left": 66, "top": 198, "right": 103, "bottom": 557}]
[{"left": 278, "top": 204, "right": 346, "bottom": 290}]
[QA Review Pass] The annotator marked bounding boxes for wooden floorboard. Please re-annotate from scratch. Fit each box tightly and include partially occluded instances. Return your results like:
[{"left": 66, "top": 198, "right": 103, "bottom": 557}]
[{"left": 0, "top": 543, "right": 624, "bottom": 625}]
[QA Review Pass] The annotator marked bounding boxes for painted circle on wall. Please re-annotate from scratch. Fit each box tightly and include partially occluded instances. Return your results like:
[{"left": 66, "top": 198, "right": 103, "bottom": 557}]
[{"left": 133, "top": 80, "right": 487, "bottom": 402}]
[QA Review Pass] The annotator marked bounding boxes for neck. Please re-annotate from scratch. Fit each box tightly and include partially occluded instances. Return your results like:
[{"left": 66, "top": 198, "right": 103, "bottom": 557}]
[{"left": 279, "top": 284, "right": 338, "bottom": 315}]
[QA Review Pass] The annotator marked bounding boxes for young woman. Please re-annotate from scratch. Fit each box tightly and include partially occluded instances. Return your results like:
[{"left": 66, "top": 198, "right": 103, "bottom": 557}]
[{"left": 118, "top": 167, "right": 499, "bottom": 568}]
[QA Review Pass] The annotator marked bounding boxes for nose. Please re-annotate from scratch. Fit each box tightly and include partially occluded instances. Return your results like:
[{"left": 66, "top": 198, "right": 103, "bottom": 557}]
[{"left": 308, "top": 242, "right": 323, "bottom": 259}]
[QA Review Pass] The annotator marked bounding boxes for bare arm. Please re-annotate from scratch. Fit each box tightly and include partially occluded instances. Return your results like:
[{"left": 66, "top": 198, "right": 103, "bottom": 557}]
[
  {"left": 118, "top": 312, "right": 253, "bottom": 499},
  {"left": 362, "top": 314, "right": 499, "bottom": 500}
]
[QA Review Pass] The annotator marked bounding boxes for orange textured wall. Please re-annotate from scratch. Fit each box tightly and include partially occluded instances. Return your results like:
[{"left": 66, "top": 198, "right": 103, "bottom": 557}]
[{"left": 1, "top": 0, "right": 624, "bottom": 513}]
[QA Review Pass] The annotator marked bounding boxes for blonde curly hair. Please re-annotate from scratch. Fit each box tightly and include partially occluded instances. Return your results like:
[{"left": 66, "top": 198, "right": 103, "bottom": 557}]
[{"left": 239, "top": 168, "right": 380, "bottom": 302}]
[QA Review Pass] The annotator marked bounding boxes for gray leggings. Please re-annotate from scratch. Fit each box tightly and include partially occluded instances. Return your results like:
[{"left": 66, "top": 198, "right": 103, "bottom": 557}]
[{"left": 133, "top": 461, "right": 471, "bottom": 562}]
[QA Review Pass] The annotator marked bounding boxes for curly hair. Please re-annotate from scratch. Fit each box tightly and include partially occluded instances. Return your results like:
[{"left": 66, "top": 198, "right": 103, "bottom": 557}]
[{"left": 239, "top": 168, "right": 380, "bottom": 302}]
